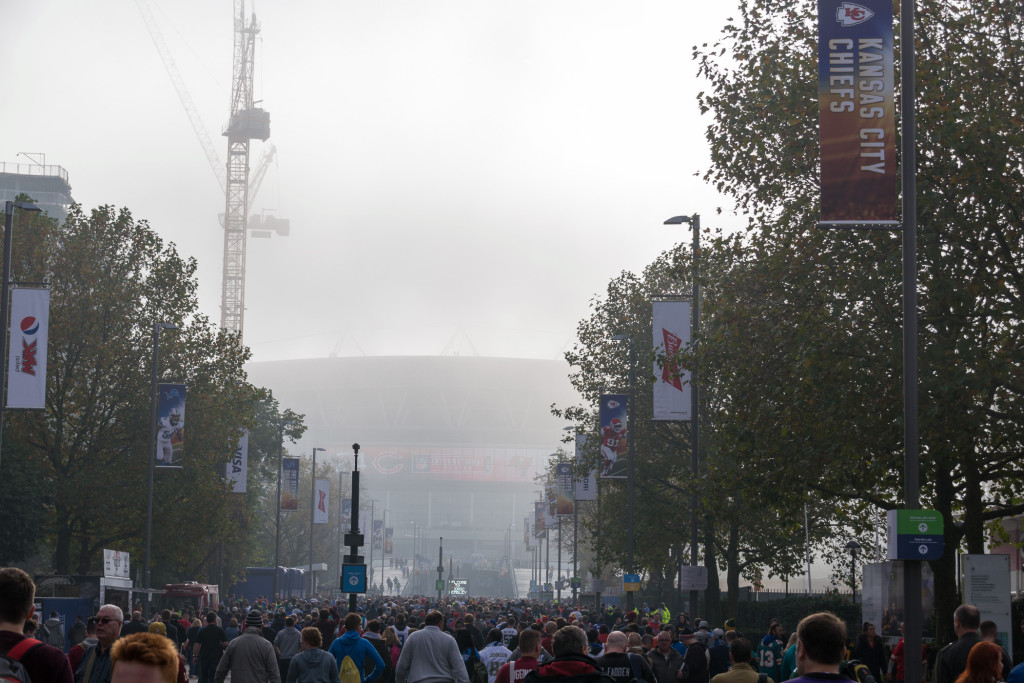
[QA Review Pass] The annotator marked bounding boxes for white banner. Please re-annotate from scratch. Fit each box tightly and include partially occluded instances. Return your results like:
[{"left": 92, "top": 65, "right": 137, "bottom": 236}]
[
  {"left": 964, "top": 554, "right": 1013, "bottom": 654},
  {"left": 7, "top": 288, "right": 49, "bottom": 409},
  {"left": 228, "top": 429, "right": 248, "bottom": 492},
  {"left": 573, "top": 434, "right": 597, "bottom": 500},
  {"left": 652, "top": 300, "right": 691, "bottom": 421},
  {"left": 103, "top": 549, "right": 130, "bottom": 579},
  {"left": 314, "top": 479, "right": 330, "bottom": 524}
]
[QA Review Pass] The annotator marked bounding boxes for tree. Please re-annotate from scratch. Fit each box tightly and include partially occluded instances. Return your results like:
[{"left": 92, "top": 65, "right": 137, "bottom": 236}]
[{"left": 695, "top": 0, "right": 1024, "bottom": 641}]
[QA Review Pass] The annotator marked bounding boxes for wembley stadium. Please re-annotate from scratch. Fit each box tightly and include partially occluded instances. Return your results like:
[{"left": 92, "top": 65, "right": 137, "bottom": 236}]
[{"left": 245, "top": 355, "right": 581, "bottom": 593}]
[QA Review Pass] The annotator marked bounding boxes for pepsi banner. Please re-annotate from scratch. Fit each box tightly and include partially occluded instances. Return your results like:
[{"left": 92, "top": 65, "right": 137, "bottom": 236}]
[
  {"left": 314, "top": 478, "right": 330, "bottom": 523},
  {"left": 156, "top": 383, "right": 186, "bottom": 467},
  {"left": 6, "top": 288, "right": 49, "bottom": 410},
  {"left": 818, "top": 0, "right": 897, "bottom": 226},
  {"left": 228, "top": 429, "right": 248, "bottom": 492},
  {"left": 652, "top": 300, "right": 691, "bottom": 421},
  {"left": 281, "top": 457, "right": 300, "bottom": 510},
  {"left": 599, "top": 394, "right": 628, "bottom": 479}
]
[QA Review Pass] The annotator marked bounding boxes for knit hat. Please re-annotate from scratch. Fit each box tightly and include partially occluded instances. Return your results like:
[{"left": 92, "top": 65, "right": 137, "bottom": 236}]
[
  {"left": 246, "top": 610, "right": 264, "bottom": 630},
  {"left": 148, "top": 621, "right": 167, "bottom": 635}
]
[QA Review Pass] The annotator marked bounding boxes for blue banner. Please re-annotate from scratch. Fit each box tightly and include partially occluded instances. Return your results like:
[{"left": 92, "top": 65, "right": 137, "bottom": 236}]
[
  {"left": 156, "top": 383, "right": 186, "bottom": 467},
  {"left": 599, "top": 394, "right": 628, "bottom": 479}
]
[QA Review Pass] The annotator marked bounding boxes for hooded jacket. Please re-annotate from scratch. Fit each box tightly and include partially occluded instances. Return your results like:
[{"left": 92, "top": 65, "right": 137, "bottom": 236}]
[
  {"left": 329, "top": 629, "right": 387, "bottom": 683},
  {"left": 524, "top": 653, "right": 614, "bottom": 683},
  {"left": 288, "top": 647, "right": 341, "bottom": 683}
]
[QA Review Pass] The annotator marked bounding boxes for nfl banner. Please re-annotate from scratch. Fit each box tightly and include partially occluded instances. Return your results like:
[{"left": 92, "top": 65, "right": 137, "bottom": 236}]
[
  {"left": 314, "top": 478, "right": 330, "bottom": 523},
  {"left": 156, "top": 383, "right": 186, "bottom": 467},
  {"left": 652, "top": 300, "right": 691, "bottom": 421},
  {"left": 528, "top": 520, "right": 540, "bottom": 548},
  {"left": 556, "top": 463, "right": 574, "bottom": 516},
  {"left": 342, "top": 498, "right": 352, "bottom": 529},
  {"left": 599, "top": 394, "right": 628, "bottom": 479},
  {"left": 817, "top": 0, "right": 897, "bottom": 226},
  {"left": 524, "top": 517, "right": 530, "bottom": 544},
  {"left": 228, "top": 429, "right": 248, "bottom": 492},
  {"left": 373, "top": 519, "right": 383, "bottom": 550},
  {"left": 6, "top": 288, "right": 49, "bottom": 410},
  {"left": 534, "top": 501, "right": 547, "bottom": 537},
  {"left": 281, "top": 457, "right": 300, "bottom": 510},
  {"left": 385, "top": 527, "right": 393, "bottom": 554},
  {"left": 574, "top": 434, "right": 597, "bottom": 501}
]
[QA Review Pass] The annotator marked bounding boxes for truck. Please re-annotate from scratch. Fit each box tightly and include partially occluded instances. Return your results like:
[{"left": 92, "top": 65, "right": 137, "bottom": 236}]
[
  {"left": 228, "top": 567, "right": 306, "bottom": 602},
  {"left": 156, "top": 582, "right": 220, "bottom": 614}
]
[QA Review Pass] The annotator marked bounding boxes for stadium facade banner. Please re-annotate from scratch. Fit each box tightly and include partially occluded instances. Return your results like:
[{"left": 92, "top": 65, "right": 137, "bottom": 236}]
[
  {"left": 228, "top": 429, "right": 248, "bottom": 492},
  {"left": 363, "top": 446, "right": 549, "bottom": 483},
  {"left": 652, "top": 300, "right": 691, "bottom": 421},
  {"left": 818, "top": 0, "right": 897, "bottom": 226},
  {"left": 6, "top": 288, "right": 49, "bottom": 410},
  {"left": 599, "top": 394, "right": 628, "bottom": 479},
  {"left": 574, "top": 434, "right": 598, "bottom": 501},
  {"left": 314, "top": 478, "right": 330, "bottom": 523},
  {"left": 281, "top": 457, "right": 300, "bottom": 510},
  {"left": 373, "top": 519, "right": 383, "bottom": 550},
  {"left": 155, "top": 383, "right": 186, "bottom": 468},
  {"left": 385, "top": 527, "right": 393, "bottom": 554}
]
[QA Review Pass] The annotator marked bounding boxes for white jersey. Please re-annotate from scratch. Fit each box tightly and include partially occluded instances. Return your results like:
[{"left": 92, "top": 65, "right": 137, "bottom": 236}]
[
  {"left": 394, "top": 625, "right": 410, "bottom": 647},
  {"left": 479, "top": 642, "right": 512, "bottom": 683},
  {"left": 501, "top": 627, "right": 518, "bottom": 648}
]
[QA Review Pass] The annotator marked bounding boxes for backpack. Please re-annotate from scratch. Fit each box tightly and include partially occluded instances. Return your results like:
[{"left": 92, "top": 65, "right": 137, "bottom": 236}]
[
  {"left": 339, "top": 653, "right": 362, "bottom": 683},
  {"left": 628, "top": 652, "right": 649, "bottom": 683},
  {"left": 467, "top": 658, "right": 488, "bottom": 683},
  {"left": 841, "top": 660, "right": 876, "bottom": 683},
  {"left": 0, "top": 638, "right": 42, "bottom": 683}
]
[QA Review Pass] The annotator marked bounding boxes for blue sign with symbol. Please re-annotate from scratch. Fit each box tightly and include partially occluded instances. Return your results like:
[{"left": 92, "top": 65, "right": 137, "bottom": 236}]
[{"left": 342, "top": 564, "right": 367, "bottom": 593}]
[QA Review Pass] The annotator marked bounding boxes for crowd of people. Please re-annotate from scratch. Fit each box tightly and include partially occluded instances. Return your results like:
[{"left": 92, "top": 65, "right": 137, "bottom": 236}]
[{"left": 0, "top": 566, "right": 1018, "bottom": 683}]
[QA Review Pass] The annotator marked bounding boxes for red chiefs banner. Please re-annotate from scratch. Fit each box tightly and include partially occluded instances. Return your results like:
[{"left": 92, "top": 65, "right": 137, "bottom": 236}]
[
  {"left": 818, "top": 0, "right": 897, "bottom": 226},
  {"left": 6, "top": 288, "right": 49, "bottom": 409},
  {"left": 652, "top": 300, "right": 691, "bottom": 420}
]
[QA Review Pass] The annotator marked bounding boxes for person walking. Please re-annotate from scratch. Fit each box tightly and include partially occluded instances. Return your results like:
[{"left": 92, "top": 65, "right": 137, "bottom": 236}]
[
  {"left": 287, "top": 627, "right": 340, "bottom": 683},
  {"left": 214, "top": 610, "right": 281, "bottom": 683},
  {"left": 395, "top": 610, "right": 470, "bottom": 683}
]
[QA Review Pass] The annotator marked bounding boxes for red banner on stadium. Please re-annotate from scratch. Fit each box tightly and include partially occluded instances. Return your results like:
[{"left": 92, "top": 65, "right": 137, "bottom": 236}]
[{"left": 818, "top": 0, "right": 897, "bottom": 226}]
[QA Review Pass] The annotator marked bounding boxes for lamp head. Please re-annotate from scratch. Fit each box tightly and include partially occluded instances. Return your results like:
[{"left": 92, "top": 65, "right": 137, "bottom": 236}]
[{"left": 664, "top": 215, "right": 693, "bottom": 225}]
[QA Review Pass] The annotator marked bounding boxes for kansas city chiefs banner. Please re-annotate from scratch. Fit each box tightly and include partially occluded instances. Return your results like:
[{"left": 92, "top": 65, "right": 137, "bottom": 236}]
[
  {"left": 228, "top": 429, "right": 248, "bottom": 492},
  {"left": 314, "top": 478, "right": 330, "bottom": 523},
  {"left": 6, "top": 288, "right": 49, "bottom": 410},
  {"left": 818, "top": 0, "right": 897, "bottom": 225},
  {"left": 599, "top": 394, "right": 628, "bottom": 479},
  {"left": 574, "top": 434, "right": 597, "bottom": 501},
  {"left": 652, "top": 300, "right": 691, "bottom": 421}
]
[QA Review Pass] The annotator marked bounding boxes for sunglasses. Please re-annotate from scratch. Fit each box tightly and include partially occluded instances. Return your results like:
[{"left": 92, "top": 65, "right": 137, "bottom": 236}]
[{"left": 94, "top": 616, "right": 121, "bottom": 625}]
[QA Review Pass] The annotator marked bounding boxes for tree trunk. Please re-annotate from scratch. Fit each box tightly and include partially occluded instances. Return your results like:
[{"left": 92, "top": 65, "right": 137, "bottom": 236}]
[
  {"left": 704, "top": 519, "right": 722, "bottom": 626},
  {"left": 725, "top": 521, "right": 741, "bottom": 618}
]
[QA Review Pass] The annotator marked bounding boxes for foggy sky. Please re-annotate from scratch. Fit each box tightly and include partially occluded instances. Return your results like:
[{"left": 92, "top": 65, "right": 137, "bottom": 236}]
[{"left": 3, "top": 0, "right": 745, "bottom": 362}]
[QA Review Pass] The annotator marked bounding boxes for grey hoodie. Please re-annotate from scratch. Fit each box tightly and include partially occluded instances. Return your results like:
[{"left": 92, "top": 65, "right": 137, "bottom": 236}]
[
  {"left": 44, "top": 617, "right": 65, "bottom": 650},
  {"left": 287, "top": 647, "right": 341, "bottom": 683}
]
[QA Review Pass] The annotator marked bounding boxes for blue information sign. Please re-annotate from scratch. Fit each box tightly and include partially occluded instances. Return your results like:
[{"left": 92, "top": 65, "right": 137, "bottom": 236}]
[{"left": 342, "top": 564, "right": 367, "bottom": 593}]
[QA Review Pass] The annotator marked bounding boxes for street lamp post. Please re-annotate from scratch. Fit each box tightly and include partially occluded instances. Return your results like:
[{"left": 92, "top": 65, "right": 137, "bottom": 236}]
[
  {"left": 664, "top": 213, "right": 701, "bottom": 616},
  {"left": 846, "top": 540, "right": 861, "bottom": 602},
  {"left": 272, "top": 418, "right": 293, "bottom": 599},
  {"left": 144, "top": 322, "right": 178, "bottom": 600},
  {"left": 308, "top": 446, "right": 325, "bottom": 595},
  {"left": 610, "top": 333, "right": 636, "bottom": 614},
  {"left": 0, "top": 200, "right": 42, "bottom": 470}
]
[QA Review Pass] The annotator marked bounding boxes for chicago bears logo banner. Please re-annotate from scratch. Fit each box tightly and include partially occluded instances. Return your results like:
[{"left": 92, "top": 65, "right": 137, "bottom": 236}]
[
  {"left": 818, "top": 0, "right": 897, "bottom": 226},
  {"left": 652, "top": 300, "right": 691, "bottom": 421},
  {"left": 599, "top": 394, "right": 628, "bottom": 479},
  {"left": 7, "top": 288, "right": 49, "bottom": 410},
  {"left": 228, "top": 429, "right": 248, "bottom": 492},
  {"left": 314, "top": 479, "right": 330, "bottom": 523},
  {"left": 156, "top": 383, "right": 186, "bottom": 467}
]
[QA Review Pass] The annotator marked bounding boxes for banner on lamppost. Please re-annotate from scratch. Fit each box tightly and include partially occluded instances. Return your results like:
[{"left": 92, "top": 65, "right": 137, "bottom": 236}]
[
  {"left": 156, "top": 383, "right": 186, "bottom": 467},
  {"left": 574, "top": 434, "right": 598, "bottom": 501},
  {"left": 556, "top": 463, "right": 574, "bottom": 516},
  {"left": 599, "top": 394, "right": 628, "bottom": 479},
  {"left": 385, "top": 527, "right": 393, "bottom": 554},
  {"left": 228, "top": 429, "right": 248, "bottom": 492},
  {"left": 373, "top": 519, "right": 384, "bottom": 550},
  {"left": 534, "top": 501, "right": 548, "bottom": 537},
  {"left": 314, "top": 479, "right": 330, "bottom": 523},
  {"left": 652, "top": 300, "right": 691, "bottom": 421},
  {"left": 6, "top": 288, "right": 49, "bottom": 410},
  {"left": 817, "top": 0, "right": 897, "bottom": 226},
  {"left": 528, "top": 520, "right": 540, "bottom": 548},
  {"left": 281, "top": 457, "right": 300, "bottom": 510},
  {"left": 342, "top": 498, "right": 352, "bottom": 529}
]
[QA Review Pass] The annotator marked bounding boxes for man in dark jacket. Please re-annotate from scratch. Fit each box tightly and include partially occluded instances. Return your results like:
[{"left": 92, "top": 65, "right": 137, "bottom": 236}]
[
  {"left": 650, "top": 630, "right": 686, "bottom": 683},
  {"left": 597, "top": 631, "right": 656, "bottom": 683},
  {"left": 936, "top": 605, "right": 981, "bottom": 683},
  {"left": 524, "top": 626, "right": 613, "bottom": 683}
]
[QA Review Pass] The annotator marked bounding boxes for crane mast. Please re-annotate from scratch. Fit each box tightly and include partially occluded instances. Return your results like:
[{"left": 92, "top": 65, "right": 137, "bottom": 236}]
[{"left": 221, "top": 0, "right": 269, "bottom": 337}]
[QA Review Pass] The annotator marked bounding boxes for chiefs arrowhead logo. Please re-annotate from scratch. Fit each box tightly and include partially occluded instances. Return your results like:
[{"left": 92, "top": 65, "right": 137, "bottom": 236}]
[{"left": 836, "top": 2, "right": 874, "bottom": 27}]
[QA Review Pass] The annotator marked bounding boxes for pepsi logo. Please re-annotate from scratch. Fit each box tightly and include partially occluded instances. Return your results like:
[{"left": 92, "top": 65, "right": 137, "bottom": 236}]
[{"left": 20, "top": 317, "right": 38, "bottom": 335}]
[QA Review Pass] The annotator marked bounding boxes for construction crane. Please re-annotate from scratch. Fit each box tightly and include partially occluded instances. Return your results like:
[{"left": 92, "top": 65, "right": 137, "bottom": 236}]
[{"left": 136, "top": 0, "right": 286, "bottom": 339}]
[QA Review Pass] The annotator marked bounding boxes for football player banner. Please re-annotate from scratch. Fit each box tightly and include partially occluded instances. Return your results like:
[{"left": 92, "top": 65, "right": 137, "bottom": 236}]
[
  {"left": 228, "top": 429, "right": 248, "bottom": 492},
  {"left": 556, "top": 463, "right": 574, "bottom": 516},
  {"left": 373, "top": 519, "right": 383, "bottom": 550},
  {"left": 6, "top": 288, "right": 49, "bottom": 410},
  {"left": 599, "top": 394, "right": 628, "bottom": 479},
  {"left": 385, "top": 527, "right": 393, "bottom": 554},
  {"left": 574, "top": 434, "right": 597, "bottom": 501},
  {"left": 652, "top": 300, "right": 692, "bottom": 421},
  {"left": 281, "top": 457, "right": 300, "bottom": 510},
  {"left": 314, "top": 478, "right": 330, "bottom": 523},
  {"left": 155, "top": 383, "right": 186, "bottom": 468},
  {"left": 534, "top": 501, "right": 548, "bottom": 537},
  {"left": 817, "top": 0, "right": 897, "bottom": 226}
]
